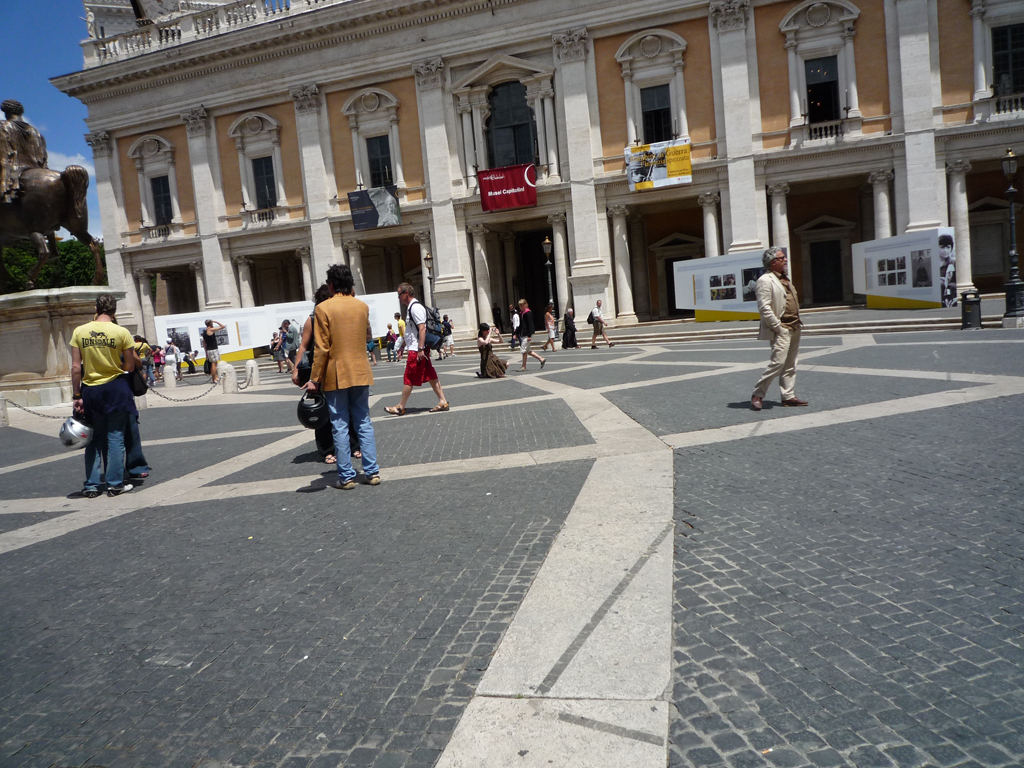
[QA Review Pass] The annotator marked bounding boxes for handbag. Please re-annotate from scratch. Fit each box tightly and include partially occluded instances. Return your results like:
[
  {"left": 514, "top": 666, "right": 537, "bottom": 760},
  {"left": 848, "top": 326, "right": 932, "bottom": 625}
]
[{"left": 126, "top": 368, "right": 148, "bottom": 397}]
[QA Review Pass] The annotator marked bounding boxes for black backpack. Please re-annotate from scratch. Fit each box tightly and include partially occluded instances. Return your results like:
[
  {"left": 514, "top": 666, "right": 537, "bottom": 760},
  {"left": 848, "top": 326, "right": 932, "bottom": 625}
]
[{"left": 407, "top": 300, "right": 446, "bottom": 352}]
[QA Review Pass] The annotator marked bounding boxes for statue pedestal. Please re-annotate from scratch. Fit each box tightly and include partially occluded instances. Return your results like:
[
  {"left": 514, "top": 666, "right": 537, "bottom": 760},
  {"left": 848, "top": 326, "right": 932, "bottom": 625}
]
[{"left": 0, "top": 287, "right": 126, "bottom": 405}]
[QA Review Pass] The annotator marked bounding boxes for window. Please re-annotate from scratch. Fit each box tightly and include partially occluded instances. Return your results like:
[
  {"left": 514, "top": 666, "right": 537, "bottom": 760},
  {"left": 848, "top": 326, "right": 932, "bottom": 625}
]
[
  {"left": 993, "top": 23, "right": 1024, "bottom": 96},
  {"left": 805, "top": 56, "right": 841, "bottom": 123},
  {"left": 252, "top": 156, "right": 277, "bottom": 210},
  {"left": 366, "top": 135, "right": 394, "bottom": 188},
  {"left": 150, "top": 176, "right": 173, "bottom": 226},
  {"left": 641, "top": 84, "right": 673, "bottom": 144},
  {"left": 487, "top": 82, "right": 536, "bottom": 168}
]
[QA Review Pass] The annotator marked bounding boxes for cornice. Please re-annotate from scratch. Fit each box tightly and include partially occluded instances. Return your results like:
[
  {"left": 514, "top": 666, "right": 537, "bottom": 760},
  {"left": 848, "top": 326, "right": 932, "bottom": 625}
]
[{"left": 53, "top": 0, "right": 525, "bottom": 103}]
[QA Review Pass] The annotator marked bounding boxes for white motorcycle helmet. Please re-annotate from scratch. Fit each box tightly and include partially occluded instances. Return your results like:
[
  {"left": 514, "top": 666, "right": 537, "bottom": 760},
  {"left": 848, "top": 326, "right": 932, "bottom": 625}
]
[{"left": 59, "top": 414, "right": 94, "bottom": 449}]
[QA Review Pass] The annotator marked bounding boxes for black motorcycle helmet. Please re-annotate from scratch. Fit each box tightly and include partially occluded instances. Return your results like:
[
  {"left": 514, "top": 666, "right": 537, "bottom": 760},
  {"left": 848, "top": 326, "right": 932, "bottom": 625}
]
[{"left": 297, "top": 390, "right": 329, "bottom": 430}]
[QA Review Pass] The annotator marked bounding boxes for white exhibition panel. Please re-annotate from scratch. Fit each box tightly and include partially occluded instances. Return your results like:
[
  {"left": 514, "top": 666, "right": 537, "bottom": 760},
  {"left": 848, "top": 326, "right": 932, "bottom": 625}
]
[
  {"left": 671, "top": 248, "right": 768, "bottom": 312},
  {"left": 154, "top": 292, "right": 401, "bottom": 358},
  {"left": 851, "top": 228, "right": 953, "bottom": 305}
]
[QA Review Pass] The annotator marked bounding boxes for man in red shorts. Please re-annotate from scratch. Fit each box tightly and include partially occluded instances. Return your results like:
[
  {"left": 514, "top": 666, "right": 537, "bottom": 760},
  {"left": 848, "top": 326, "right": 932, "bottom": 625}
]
[{"left": 385, "top": 282, "right": 450, "bottom": 415}]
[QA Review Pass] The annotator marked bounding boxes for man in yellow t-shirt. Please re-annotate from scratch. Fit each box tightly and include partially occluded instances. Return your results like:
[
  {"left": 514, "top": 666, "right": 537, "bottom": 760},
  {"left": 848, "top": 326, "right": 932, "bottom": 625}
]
[
  {"left": 69, "top": 293, "right": 137, "bottom": 498},
  {"left": 394, "top": 312, "right": 406, "bottom": 361}
]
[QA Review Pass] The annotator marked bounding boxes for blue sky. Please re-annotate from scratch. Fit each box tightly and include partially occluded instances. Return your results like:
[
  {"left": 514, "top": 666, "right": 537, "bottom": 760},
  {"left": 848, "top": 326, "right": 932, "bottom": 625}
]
[{"left": 1, "top": 0, "right": 102, "bottom": 237}]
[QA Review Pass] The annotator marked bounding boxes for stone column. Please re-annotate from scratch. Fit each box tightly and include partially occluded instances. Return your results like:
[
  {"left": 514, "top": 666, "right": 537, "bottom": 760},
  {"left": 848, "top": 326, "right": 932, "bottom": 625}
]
[
  {"left": 135, "top": 158, "right": 151, "bottom": 227},
  {"left": 842, "top": 26, "right": 861, "bottom": 118},
  {"left": 291, "top": 84, "right": 339, "bottom": 282},
  {"left": 232, "top": 256, "right": 255, "bottom": 307},
  {"left": 344, "top": 240, "right": 365, "bottom": 295},
  {"left": 629, "top": 214, "right": 651, "bottom": 318},
  {"left": 971, "top": 0, "right": 988, "bottom": 102},
  {"left": 471, "top": 95, "right": 490, "bottom": 173},
  {"left": 710, "top": 0, "right": 763, "bottom": 252},
  {"left": 541, "top": 85, "right": 560, "bottom": 181},
  {"left": 623, "top": 65, "right": 638, "bottom": 145},
  {"left": 235, "top": 137, "right": 252, "bottom": 210},
  {"left": 698, "top": 192, "right": 722, "bottom": 258},
  {"left": 501, "top": 231, "right": 518, "bottom": 309},
  {"left": 389, "top": 245, "right": 405, "bottom": 291},
  {"left": 135, "top": 269, "right": 157, "bottom": 341},
  {"left": 869, "top": 170, "right": 894, "bottom": 239},
  {"left": 166, "top": 152, "right": 182, "bottom": 224},
  {"left": 296, "top": 246, "right": 314, "bottom": 301},
  {"left": 181, "top": 107, "right": 234, "bottom": 307},
  {"left": 457, "top": 98, "right": 476, "bottom": 188},
  {"left": 947, "top": 160, "right": 976, "bottom": 293},
  {"left": 547, "top": 213, "right": 570, "bottom": 317},
  {"left": 607, "top": 206, "right": 636, "bottom": 322},
  {"left": 768, "top": 183, "right": 791, "bottom": 253},
  {"left": 388, "top": 108, "right": 405, "bottom": 190},
  {"left": 412, "top": 231, "right": 433, "bottom": 306},
  {"left": 673, "top": 53, "right": 689, "bottom": 138},
  {"left": 468, "top": 224, "right": 492, "bottom": 320},
  {"left": 785, "top": 37, "right": 802, "bottom": 127},
  {"left": 349, "top": 116, "right": 365, "bottom": 189},
  {"left": 189, "top": 261, "right": 207, "bottom": 311},
  {"left": 528, "top": 91, "right": 549, "bottom": 181}
]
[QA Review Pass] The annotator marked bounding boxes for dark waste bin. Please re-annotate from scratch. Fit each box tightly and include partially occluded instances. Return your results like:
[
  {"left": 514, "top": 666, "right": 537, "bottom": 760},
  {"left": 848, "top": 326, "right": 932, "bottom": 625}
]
[{"left": 961, "top": 291, "right": 982, "bottom": 330}]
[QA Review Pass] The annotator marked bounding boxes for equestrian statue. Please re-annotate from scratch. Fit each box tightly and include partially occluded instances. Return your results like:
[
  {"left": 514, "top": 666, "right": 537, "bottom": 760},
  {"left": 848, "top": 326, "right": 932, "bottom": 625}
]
[{"left": 0, "top": 99, "right": 106, "bottom": 289}]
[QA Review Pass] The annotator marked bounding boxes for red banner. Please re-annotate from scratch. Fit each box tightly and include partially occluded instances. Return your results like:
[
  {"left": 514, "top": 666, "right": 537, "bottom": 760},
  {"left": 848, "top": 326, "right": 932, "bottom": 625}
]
[{"left": 478, "top": 164, "right": 537, "bottom": 212}]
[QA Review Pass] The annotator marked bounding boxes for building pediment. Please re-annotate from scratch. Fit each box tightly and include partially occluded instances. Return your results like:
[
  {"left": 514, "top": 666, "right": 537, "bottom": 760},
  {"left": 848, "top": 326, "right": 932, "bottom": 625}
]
[
  {"left": 780, "top": 0, "right": 860, "bottom": 34},
  {"left": 794, "top": 215, "right": 856, "bottom": 232},
  {"left": 451, "top": 54, "right": 554, "bottom": 92}
]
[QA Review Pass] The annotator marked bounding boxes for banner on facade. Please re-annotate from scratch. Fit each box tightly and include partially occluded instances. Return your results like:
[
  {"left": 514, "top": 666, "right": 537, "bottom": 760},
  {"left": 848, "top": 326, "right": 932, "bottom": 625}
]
[
  {"left": 348, "top": 186, "right": 402, "bottom": 231},
  {"left": 852, "top": 228, "right": 954, "bottom": 309},
  {"left": 478, "top": 164, "right": 537, "bottom": 212},
  {"left": 672, "top": 248, "right": 773, "bottom": 321},
  {"left": 625, "top": 138, "right": 692, "bottom": 192},
  {"left": 131, "top": 0, "right": 179, "bottom": 22}
]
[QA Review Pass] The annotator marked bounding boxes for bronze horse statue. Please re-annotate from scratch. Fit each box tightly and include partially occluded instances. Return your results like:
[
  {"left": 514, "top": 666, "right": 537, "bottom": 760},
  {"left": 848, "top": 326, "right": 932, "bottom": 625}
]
[{"left": 0, "top": 166, "right": 107, "bottom": 289}]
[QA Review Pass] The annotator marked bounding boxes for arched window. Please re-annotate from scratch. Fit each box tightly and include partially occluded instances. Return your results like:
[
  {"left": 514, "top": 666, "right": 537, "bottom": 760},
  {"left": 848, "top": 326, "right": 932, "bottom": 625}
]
[
  {"left": 487, "top": 82, "right": 536, "bottom": 168},
  {"left": 127, "top": 134, "right": 182, "bottom": 240}
]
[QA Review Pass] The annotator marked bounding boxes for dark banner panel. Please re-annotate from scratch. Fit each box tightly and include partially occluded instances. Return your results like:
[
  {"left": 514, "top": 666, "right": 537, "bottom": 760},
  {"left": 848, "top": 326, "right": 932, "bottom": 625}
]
[
  {"left": 348, "top": 186, "right": 402, "bottom": 231},
  {"left": 478, "top": 164, "right": 537, "bottom": 212}
]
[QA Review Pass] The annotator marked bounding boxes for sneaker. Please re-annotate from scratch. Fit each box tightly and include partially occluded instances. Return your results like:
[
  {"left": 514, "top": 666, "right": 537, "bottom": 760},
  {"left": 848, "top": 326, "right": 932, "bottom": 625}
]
[
  {"left": 83, "top": 489, "right": 101, "bottom": 499},
  {"left": 107, "top": 484, "right": 134, "bottom": 497},
  {"left": 334, "top": 479, "right": 357, "bottom": 490},
  {"left": 367, "top": 475, "right": 381, "bottom": 486}
]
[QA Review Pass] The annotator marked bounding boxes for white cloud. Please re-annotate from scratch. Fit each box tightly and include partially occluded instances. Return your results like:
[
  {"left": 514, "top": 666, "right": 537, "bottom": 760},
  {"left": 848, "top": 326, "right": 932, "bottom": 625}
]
[{"left": 48, "top": 151, "right": 95, "bottom": 179}]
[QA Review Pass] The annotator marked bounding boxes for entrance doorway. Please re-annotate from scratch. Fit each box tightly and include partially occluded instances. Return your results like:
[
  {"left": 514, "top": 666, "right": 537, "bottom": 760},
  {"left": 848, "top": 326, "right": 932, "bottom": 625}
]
[
  {"left": 514, "top": 229, "right": 558, "bottom": 318},
  {"left": 810, "top": 239, "right": 843, "bottom": 303},
  {"left": 664, "top": 256, "right": 695, "bottom": 318}
]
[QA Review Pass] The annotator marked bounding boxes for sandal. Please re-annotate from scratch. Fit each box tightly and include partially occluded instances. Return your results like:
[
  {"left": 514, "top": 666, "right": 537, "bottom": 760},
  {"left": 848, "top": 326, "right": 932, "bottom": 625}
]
[
  {"left": 352, "top": 450, "right": 362, "bottom": 459},
  {"left": 384, "top": 405, "right": 406, "bottom": 416},
  {"left": 325, "top": 454, "right": 337, "bottom": 464},
  {"left": 429, "top": 402, "right": 450, "bottom": 413}
]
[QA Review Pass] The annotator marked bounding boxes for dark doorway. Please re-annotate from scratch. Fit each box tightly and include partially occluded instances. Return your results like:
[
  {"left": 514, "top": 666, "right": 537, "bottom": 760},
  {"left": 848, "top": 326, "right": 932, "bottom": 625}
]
[
  {"left": 514, "top": 229, "right": 558, "bottom": 319},
  {"left": 665, "top": 256, "right": 695, "bottom": 317},
  {"left": 810, "top": 239, "right": 844, "bottom": 303}
]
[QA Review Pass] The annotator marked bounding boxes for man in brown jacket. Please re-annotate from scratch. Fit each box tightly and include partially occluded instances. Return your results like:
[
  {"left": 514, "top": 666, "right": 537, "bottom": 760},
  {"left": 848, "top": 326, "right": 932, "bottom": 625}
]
[{"left": 304, "top": 264, "right": 380, "bottom": 489}]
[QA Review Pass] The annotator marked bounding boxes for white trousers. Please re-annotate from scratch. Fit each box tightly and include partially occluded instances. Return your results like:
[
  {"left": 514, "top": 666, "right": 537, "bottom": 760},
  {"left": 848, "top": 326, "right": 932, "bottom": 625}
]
[{"left": 753, "top": 326, "right": 800, "bottom": 400}]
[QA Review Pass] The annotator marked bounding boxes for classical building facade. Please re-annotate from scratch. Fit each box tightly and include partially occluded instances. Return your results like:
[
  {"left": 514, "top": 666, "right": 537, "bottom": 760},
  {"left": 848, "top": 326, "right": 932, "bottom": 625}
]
[{"left": 56, "top": 0, "right": 1024, "bottom": 340}]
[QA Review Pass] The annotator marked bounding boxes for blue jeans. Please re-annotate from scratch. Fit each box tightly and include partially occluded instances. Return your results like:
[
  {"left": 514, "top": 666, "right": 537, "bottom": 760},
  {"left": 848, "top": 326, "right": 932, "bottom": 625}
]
[
  {"left": 143, "top": 361, "right": 156, "bottom": 386},
  {"left": 325, "top": 386, "right": 378, "bottom": 483},
  {"left": 83, "top": 410, "right": 129, "bottom": 492},
  {"left": 124, "top": 413, "right": 149, "bottom": 479}
]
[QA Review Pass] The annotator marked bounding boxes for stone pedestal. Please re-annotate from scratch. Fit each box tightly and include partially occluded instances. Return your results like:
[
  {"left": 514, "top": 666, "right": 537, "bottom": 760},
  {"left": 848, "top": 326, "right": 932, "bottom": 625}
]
[
  {"left": 0, "top": 287, "right": 126, "bottom": 405},
  {"left": 220, "top": 362, "right": 238, "bottom": 393},
  {"left": 245, "top": 359, "right": 260, "bottom": 389}
]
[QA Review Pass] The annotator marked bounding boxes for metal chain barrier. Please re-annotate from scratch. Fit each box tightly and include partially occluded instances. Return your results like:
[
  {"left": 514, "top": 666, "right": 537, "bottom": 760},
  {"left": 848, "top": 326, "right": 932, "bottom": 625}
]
[
  {"left": 236, "top": 366, "right": 255, "bottom": 391},
  {"left": 147, "top": 379, "right": 219, "bottom": 403},
  {"left": 5, "top": 400, "right": 69, "bottom": 420}
]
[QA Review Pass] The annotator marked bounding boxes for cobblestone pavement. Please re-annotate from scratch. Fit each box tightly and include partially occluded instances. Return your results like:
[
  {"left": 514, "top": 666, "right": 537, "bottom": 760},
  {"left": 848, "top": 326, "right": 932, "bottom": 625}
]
[{"left": 1, "top": 328, "right": 1023, "bottom": 768}]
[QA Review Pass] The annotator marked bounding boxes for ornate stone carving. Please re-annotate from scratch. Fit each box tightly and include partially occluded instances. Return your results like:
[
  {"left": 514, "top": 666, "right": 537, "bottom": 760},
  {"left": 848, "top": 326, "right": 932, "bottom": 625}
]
[
  {"left": 295, "top": 246, "right": 311, "bottom": 260},
  {"left": 361, "top": 92, "right": 380, "bottom": 113},
  {"left": 413, "top": 231, "right": 432, "bottom": 245},
  {"left": 85, "top": 130, "right": 112, "bottom": 158},
  {"left": 467, "top": 223, "right": 489, "bottom": 237},
  {"left": 768, "top": 182, "right": 790, "bottom": 197},
  {"left": 546, "top": 212, "right": 567, "bottom": 225},
  {"left": 709, "top": 0, "right": 750, "bottom": 32},
  {"left": 806, "top": 2, "right": 831, "bottom": 27},
  {"left": 132, "top": 268, "right": 151, "bottom": 279},
  {"left": 553, "top": 28, "right": 588, "bottom": 63},
  {"left": 188, "top": 261, "right": 203, "bottom": 273},
  {"left": 230, "top": 255, "right": 252, "bottom": 267},
  {"left": 607, "top": 205, "right": 630, "bottom": 219},
  {"left": 639, "top": 35, "right": 662, "bottom": 58},
  {"left": 180, "top": 107, "right": 209, "bottom": 137},
  {"left": 499, "top": 230, "right": 517, "bottom": 242},
  {"left": 841, "top": 24, "right": 856, "bottom": 43},
  {"left": 946, "top": 161, "right": 972, "bottom": 176},
  {"left": 343, "top": 240, "right": 362, "bottom": 251},
  {"left": 290, "top": 84, "right": 320, "bottom": 115},
  {"left": 413, "top": 57, "right": 445, "bottom": 90},
  {"left": 697, "top": 192, "right": 721, "bottom": 207},
  {"left": 868, "top": 169, "right": 894, "bottom": 185}
]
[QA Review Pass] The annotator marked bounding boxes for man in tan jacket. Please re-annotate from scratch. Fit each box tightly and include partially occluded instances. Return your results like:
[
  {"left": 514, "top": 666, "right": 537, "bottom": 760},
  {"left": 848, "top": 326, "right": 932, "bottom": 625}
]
[
  {"left": 304, "top": 264, "right": 380, "bottom": 489},
  {"left": 751, "top": 246, "right": 809, "bottom": 411}
]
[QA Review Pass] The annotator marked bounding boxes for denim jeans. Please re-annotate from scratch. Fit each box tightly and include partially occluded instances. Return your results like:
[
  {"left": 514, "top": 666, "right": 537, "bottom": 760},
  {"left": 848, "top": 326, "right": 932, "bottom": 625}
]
[
  {"left": 325, "top": 386, "right": 378, "bottom": 482},
  {"left": 124, "top": 413, "right": 149, "bottom": 479},
  {"left": 386, "top": 342, "right": 396, "bottom": 362},
  {"left": 143, "top": 360, "right": 156, "bottom": 386},
  {"left": 83, "top": 410, "right": 129, "bottom": 492}
]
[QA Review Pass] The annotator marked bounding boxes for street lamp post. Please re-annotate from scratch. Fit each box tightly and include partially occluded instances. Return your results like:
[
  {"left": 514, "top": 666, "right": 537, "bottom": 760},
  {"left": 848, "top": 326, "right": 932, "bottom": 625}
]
[
  {"left": 423, "top": 251, "right": 435, "bottom": 306},
  {"left": 542, "top": 236, "right": 554, "bottom": 309},
  {"left": 1003, "top": 148, "right": 1024, "bottom": 321}
]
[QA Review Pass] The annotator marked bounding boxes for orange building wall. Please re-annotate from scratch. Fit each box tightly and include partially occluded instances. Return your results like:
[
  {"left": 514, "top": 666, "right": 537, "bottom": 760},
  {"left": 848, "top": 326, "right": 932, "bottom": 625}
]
[
  {"left": 117, "top": 137, "right": 142, "bottom": 236},
  {"left": 116, "top": 127, "right": 196, "bottom": 235},
  {"left": 854, "top": 0, "right": 890, "bottom": 126},
  {"left": 937, "top": 0, "right": 973, "bottom": 121},
  {"left": 326, "top": 89, "right": 357, "bottom": 205},
  {"left": 595, "top": 19, "right": 716, "bottom": 175}
]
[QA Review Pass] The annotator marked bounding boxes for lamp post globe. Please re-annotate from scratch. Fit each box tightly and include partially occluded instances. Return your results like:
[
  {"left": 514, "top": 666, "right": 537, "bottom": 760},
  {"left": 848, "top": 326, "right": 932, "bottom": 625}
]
[
  {"left": 542, "top": 236, "right": 554, "bottom": 309},
  {"left": 1002, "top": 149, "right": 1024, "bottom": 319},
  {"left": 423, "top": 252, "right": 435, "bottom": 306}
]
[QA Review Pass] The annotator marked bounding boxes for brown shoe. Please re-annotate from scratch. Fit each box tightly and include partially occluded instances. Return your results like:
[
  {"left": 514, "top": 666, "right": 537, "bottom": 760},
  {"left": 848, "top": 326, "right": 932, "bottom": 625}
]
[
  {"left": 782, "top": 397, "right": 809, "bottom": 406},
  {"left": 751, "top": 396, "right": 763, "bottom": 411}
]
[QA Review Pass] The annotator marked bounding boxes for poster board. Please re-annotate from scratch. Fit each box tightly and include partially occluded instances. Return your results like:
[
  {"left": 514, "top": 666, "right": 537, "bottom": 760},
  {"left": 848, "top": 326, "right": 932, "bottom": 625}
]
[
  {"left": 851, "top": 228, "right": 954, "bottom": 309},
  {"left": 348, "top": 186, "right": 402, "bottom": 230},
  {"left": 154, "top": 292, "right": 402, "bottom": 361},
  {"left": 478, "top": 164, "right": 537, "bottom": 211},
  {"left": 672, "top": 248, "right": 769, "bottom": 321},
  {"left": 625, "top": 138, "right": 692, "bottom": 192}
]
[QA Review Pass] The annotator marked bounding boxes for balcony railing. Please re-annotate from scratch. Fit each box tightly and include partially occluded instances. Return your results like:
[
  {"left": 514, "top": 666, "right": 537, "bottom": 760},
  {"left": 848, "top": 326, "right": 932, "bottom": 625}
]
[
  {"left": 82, "top": 0, "right": 344, "bottom": 68},
  {"left": 144, "top": 224, "right": 172, "bottom": 241},
  {"left": 995, "top": 93, "right": 1024, "bottom": 116},
  {"left": 806, "top": 119, "right": 844, "bottom": 141}
]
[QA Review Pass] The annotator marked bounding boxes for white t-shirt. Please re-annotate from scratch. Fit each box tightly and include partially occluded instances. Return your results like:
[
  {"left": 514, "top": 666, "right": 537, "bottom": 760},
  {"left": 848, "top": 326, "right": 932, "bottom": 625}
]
[
  {"left": 404, "top": 301, "right": 427, "bottom": 353},
  {"left": 592, "top": 305, "right": 603, "bottom": 321},
  {"left": 512, "top": 314, "right": 520, "bottom": 330}
]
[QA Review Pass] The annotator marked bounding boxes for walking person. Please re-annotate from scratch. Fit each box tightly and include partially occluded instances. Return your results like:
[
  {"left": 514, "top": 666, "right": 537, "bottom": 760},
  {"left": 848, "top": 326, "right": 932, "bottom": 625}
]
[
  {"left": 517, "top": 298, "right": 546, "bottom": 371},
  {"left": 70, "top": 293, "right": 138, "bottom": 498},
  {"left": 271, "top": 331, "right": 286, "bottom": 373},
  {"left": 304, "top": 264, "right": 380, "bottom": 489},
  {"left": 133, "top": 336, "right": 155, "bottom": 386},
  {"left": 589, "top": 300, "right": 615, "bottom": 349},
  {"left": 751, "top": 246, "right": 808, "bottom": 411},
  {"left": 477, "top": 323, "right": 508, "bottom": 378},
  {"left": 185, "top": 350, "right": 198, "bottom": 375},
  {"left": 385, "top": 282, "right": 450, "bottom": 415},
  {"left": 541, "top": 303, "right": 557, "bottom": 352},
  {"left": 385, "top": 324, "right": 398, "bottom": 362},
  {"left": 394, "top": 312, "right": 406, "bottom": 361},
  {"left": 281, "top": 319, "right": 299, "bottom": 373},
  {"left": 202, "top": 319, "right": 226, "bottom": 383},
  {"left": 441, "top": 315, "right": 455, "bottom": 359},
  {"left": 562, "top": 308, "right": 580, "bottom": 349},
  {"left": 164, "top": 339, "right": 181, "bottom": 381},
  {"left": 510, "top": 305, "right": 520, "bottom": 350},
  {"left": 152, "top": 343, "right": 164, "bottom": 382}
]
